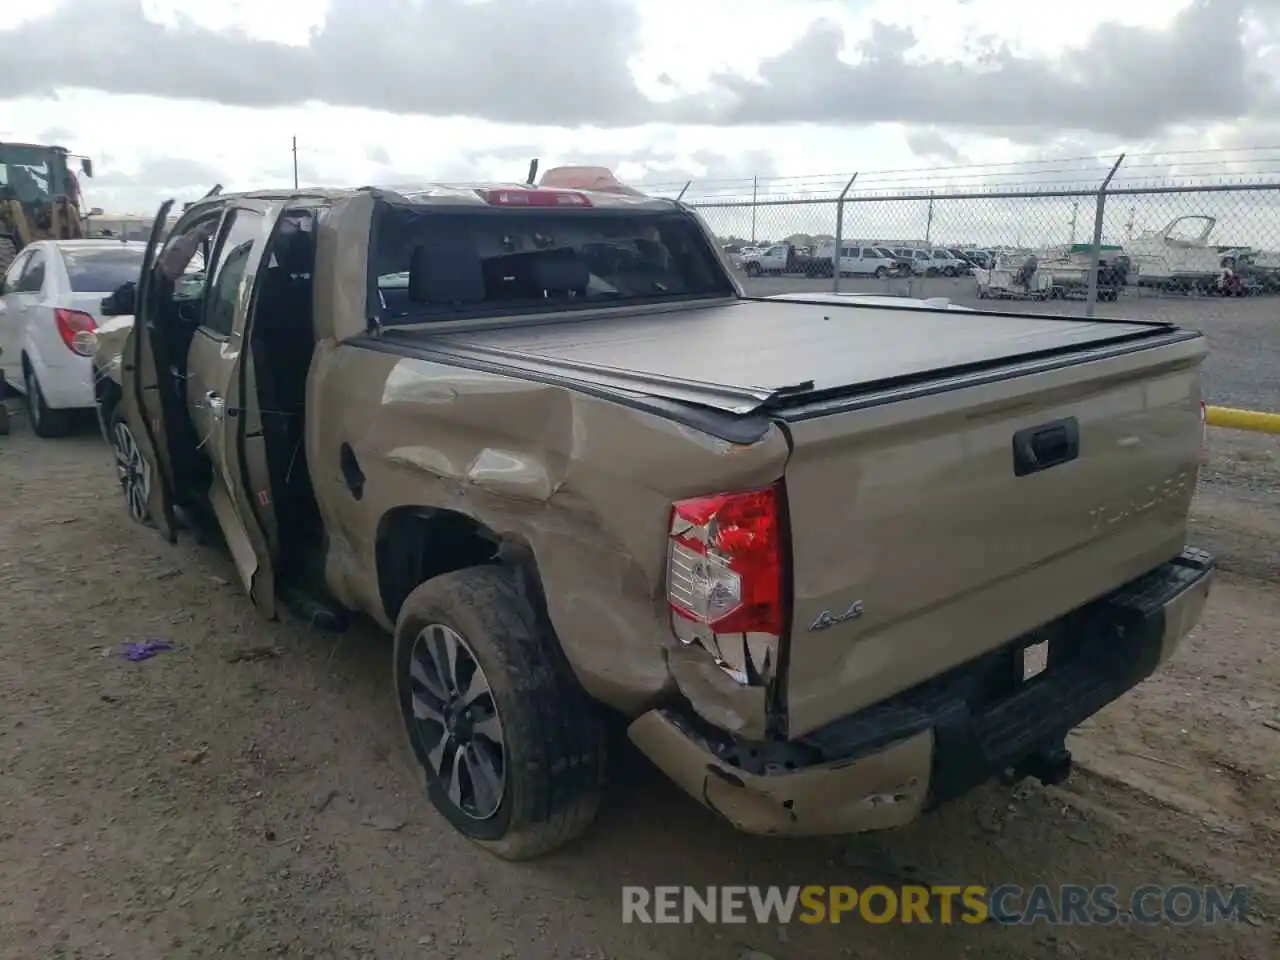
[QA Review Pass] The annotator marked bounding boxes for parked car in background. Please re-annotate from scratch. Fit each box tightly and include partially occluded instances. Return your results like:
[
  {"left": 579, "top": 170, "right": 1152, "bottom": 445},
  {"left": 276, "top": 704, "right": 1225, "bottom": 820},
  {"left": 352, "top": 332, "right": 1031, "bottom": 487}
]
[
  {"left": 960, "top": 249, "right": 997, "bottom": 270},
  {"left": 0, "top": 238, "right": 147, "bottom": 436},
  {"left": 930, "top": 249, "right": 973, "bottom": 276},
  {"left": 891, "top": 247, "right": 937, "bottom": 276},
  {"left": 739, "top": 242, "right": 831, "bottom": 277},
  {"left": 813, "top": 244, "right": 900, "bottom": 278}
]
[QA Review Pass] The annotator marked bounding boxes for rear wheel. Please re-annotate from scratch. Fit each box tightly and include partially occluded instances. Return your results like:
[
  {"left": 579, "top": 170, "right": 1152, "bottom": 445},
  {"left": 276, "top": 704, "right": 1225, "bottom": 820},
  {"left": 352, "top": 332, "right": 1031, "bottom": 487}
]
[
  {"left": 874, "top": 266, "right": 888, "bottom": 279},
  {"left": 393, "top": 566, "right": 606, "bottom": 860},
  {"left": 744, "top": 262, "right": 762, "bottom": 277},
  {"left": 944, "top": 266, "right": 957, "bottom": 278},
  {"left": 23, "top": 361, "right": 72, "bottom": 438}
]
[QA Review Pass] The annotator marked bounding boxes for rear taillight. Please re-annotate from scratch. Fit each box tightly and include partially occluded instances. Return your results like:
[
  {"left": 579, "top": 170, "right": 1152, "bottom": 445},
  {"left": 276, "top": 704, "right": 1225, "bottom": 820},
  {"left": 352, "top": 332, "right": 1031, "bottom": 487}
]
[
  {"left": 666, "top": 484, "right": 786, "bottom": 684},
  {"left": 478, "top": 188, "right": 592, "bottom": 208},
  {"left": 55, "top": 308, "right": 98, "bottom": 357}
]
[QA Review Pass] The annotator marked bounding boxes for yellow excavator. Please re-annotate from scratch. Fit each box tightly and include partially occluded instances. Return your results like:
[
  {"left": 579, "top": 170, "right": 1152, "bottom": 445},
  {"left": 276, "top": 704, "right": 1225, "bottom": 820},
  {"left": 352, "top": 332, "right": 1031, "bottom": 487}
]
[{"left": 0, "top": 142, "right": 94, "bottom": 275}]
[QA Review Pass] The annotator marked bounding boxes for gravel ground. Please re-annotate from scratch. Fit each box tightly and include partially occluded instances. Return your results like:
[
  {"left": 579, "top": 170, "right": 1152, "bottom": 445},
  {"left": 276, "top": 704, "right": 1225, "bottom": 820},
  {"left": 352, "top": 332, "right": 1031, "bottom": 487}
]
[
  {"left": 742, "top": 275, "right": 1280, "bottom": 413},
  {"left": 0, "top": 404, "right": 1277, "bottom": 958}
]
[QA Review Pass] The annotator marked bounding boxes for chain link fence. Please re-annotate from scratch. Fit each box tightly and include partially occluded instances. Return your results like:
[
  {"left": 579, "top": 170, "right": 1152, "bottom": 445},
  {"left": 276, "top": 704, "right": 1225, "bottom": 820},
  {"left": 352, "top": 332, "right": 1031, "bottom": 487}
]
[
  {"left": 644, "top": 157, "right": 1280, "bottom": 411},
  {"left": 675, "top": 184, "right": 1280, "bottom": 316}
]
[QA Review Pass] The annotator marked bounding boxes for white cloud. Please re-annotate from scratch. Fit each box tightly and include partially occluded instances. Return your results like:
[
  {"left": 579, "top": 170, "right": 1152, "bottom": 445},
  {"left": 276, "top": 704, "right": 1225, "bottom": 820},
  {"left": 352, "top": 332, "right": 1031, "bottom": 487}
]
[{"left": 0, "top": 0, "right": 1277, "bottom": 216}]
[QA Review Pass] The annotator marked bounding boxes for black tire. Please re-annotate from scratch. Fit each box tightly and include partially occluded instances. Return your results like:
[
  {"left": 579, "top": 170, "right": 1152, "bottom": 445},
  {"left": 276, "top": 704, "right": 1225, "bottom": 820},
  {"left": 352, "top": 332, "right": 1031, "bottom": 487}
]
[
  {"left": 393, "top": 565, "right": 606, "bottom": 860},
  {"left": 23, "top": 360, "right": 72, "bottom": 438},
  {"left": 874, "top": 266, "right": 888, "bottom": 279},
  {"left": 744, "top": 262, "right": 762, "bottom": 277},
  {"left": 944, "top": 266, "right": 957, "bottom": 278}
]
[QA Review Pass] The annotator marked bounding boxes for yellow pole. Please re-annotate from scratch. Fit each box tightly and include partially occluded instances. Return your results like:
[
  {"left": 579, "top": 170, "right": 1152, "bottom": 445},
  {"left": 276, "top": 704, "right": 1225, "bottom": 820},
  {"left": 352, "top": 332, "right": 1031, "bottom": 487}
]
[{"left": 1205, "top": 406, "right": 1280, "bottom": 435}]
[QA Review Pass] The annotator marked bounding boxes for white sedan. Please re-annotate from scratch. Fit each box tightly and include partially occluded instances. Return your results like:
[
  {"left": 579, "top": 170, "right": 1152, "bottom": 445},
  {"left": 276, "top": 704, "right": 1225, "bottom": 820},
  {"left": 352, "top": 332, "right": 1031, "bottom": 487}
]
[{"left": 0, "top": 239, "right": 147, "bottom": 437}]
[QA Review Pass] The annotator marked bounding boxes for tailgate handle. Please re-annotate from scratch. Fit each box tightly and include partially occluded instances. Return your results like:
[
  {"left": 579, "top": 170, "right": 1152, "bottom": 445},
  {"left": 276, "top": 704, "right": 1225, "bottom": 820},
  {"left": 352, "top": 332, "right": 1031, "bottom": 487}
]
[{"left": 1013, "top": 417, "right": 1079, "bottom": 476}]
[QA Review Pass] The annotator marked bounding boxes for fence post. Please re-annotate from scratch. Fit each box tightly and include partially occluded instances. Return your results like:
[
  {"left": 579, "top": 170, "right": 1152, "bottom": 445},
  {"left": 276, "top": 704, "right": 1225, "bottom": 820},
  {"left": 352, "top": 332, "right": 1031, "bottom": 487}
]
[
  {"left": 1086, "top": 153, "right": 1125, "bottom": 317},
  {"left": 831, "top": 173, "right": 858, "bottom": 293},
  {"left": 751, "top": 176, "right": 758, "bottom": 243}
]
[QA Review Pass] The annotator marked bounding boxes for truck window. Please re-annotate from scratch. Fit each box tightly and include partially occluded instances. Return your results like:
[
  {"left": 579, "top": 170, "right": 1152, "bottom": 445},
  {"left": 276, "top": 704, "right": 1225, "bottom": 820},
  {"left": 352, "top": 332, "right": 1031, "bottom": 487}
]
[
  {"left": 202, "top": 209, "right": 263, "bottom": 337},
  {"left": 371, "top": 207, "right": 736, "bottom": 323}
]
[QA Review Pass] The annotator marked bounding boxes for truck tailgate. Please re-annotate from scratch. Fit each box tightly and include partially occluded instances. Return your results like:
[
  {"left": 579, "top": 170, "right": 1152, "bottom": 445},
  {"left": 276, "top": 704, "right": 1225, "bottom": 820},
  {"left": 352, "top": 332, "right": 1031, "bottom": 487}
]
[{"left": 779, "top": 333, "right": 1206, "bottom": 739}]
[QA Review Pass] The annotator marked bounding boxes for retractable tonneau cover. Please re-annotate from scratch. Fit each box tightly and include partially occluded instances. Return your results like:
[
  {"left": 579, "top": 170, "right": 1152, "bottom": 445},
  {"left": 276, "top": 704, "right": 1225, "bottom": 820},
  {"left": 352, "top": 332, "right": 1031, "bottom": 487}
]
[{"left": 386, "top": 297, "right": 1186, "bottom": 418}]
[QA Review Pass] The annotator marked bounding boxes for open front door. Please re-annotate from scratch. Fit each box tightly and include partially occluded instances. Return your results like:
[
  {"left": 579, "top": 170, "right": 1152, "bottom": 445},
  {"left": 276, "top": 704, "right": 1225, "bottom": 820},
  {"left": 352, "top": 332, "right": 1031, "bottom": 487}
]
[
  {"left": 185, "top": 199, "right": 288, "bottom": 617},
  {"left": 121, "top": 199, "right": 179, "bottom": 542}
]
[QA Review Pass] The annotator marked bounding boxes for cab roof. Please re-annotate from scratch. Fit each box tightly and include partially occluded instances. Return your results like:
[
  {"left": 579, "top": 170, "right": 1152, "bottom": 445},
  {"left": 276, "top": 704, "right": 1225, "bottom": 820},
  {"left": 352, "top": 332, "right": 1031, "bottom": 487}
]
[{"left": 180, "top": 167, "right": 678, "bottom": 218}]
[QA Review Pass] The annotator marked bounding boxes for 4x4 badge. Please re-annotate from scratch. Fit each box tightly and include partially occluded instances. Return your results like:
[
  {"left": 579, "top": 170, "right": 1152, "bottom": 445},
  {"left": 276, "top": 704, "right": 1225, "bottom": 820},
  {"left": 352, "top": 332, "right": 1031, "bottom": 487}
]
[{"left": 809, "top": 600, "right": 865, "bottom": 632}]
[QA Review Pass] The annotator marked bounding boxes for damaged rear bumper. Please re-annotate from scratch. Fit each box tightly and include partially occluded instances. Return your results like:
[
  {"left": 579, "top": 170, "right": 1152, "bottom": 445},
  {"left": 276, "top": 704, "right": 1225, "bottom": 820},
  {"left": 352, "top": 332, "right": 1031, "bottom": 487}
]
[{"left": 629, "top": 547, "right": 1214, "bottom": 837}]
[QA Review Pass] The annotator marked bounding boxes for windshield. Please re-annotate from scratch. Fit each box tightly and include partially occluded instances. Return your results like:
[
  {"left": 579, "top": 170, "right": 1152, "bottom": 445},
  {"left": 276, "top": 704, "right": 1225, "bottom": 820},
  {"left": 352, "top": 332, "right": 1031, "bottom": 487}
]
[
  {"left": 371, "top": 206, "right": 735, "bottom": 323},
  {"left": 60, "top": 246, "right": 146, "bottom": 293},
  {"left": 0, "top": 144, "right": 68, "bottom": 201}
]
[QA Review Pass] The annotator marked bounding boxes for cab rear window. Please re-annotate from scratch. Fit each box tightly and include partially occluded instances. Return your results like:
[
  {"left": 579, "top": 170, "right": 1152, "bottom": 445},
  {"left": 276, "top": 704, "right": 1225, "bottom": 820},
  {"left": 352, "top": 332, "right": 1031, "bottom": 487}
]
[{"left": 370, "top": 206, "right": 734, "bottom": 323}]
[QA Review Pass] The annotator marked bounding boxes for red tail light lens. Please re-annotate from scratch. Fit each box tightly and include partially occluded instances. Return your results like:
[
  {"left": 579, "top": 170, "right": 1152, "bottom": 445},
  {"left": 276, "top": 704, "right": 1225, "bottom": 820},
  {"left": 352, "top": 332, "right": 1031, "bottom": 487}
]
[
  {"left": 668, "top": 484, "right": 785, "bottom": 641},
  {"left": 55, "top": 308, "right": 98, "bottom": 357},
  {"left": 479, "top": 188, "right": 592, "bottom": 208}
]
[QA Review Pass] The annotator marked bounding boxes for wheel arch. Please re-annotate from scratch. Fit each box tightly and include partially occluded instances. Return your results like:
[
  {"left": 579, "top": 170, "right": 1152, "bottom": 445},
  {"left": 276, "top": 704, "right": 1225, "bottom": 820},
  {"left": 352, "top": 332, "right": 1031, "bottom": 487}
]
[{"left": 374, "top": 505, "right": 552, "bottom": 632}]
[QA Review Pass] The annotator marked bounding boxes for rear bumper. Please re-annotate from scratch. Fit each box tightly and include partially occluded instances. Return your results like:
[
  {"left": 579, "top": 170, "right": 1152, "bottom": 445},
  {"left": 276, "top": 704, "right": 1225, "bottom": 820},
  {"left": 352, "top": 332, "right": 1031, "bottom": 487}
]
[
  {"left": 32, "top": 355, "right": 95, "bottom": 410},
  {"left": 629, "top": 547, "right": 1214, "bottom": 837}
]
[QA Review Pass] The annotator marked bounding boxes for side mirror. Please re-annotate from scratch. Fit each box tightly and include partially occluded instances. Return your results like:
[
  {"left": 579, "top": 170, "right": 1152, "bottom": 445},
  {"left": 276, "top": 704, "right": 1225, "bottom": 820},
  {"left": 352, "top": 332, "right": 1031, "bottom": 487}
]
[
  {"left": 81, "top": 158, "right": 94, "bottom": 178},
  {"left": 101, "top": 280, "right": 136, "bottom": 317}
]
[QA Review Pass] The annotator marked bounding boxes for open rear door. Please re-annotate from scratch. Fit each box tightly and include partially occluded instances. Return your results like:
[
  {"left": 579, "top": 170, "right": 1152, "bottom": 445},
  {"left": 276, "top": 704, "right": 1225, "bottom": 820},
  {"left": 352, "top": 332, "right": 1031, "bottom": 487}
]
[
  {"left": 121, "top": 199, "right": 178, "bottom": 542},
  {"left": 187, "top": 199, "right": 290, "bottom": 617}
]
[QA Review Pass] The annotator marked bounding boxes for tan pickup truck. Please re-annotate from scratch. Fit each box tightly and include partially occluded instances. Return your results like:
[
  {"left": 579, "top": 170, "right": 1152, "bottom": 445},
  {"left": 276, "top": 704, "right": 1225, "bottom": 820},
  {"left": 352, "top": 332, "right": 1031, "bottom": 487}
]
[{"left": 94, "top": 169, "right": 1214, "bottom": 860}]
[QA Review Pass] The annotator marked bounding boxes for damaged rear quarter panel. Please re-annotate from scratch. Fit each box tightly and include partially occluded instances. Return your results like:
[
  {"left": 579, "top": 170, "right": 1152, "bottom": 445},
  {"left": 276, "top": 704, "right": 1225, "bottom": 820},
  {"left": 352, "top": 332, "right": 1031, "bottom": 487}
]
[{"left": 307, "top": 340, "right": 791, "bottom": 719}]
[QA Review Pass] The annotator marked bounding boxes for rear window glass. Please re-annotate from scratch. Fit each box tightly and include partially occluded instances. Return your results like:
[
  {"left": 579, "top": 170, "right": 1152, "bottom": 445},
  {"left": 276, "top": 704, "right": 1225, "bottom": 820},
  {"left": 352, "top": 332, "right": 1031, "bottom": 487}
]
[
  {"left": 61, "top": 246, "right": 145, "bottom": 293},
  {"left": 370, "top": 206, "right": 735, "bottom": 323}
]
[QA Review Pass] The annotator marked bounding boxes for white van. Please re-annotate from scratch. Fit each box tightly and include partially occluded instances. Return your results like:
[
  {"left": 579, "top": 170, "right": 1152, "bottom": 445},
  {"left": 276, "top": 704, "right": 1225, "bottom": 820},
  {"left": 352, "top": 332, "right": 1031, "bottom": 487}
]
[{"left": 816, "top": 244, "right": 900, "bottom": 278}]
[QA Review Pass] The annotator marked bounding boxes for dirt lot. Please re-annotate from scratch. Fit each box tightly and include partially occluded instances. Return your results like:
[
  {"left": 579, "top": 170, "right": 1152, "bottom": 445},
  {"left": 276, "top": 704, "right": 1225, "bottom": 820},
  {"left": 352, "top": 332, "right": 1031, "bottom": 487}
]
[{"left": 0, "top": 409, "right": 1277, "bottom": 960}]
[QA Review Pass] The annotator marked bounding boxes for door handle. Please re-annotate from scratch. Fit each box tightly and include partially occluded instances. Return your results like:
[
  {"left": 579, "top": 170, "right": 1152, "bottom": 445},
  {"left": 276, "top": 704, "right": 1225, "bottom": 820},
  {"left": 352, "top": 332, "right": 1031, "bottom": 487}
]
[
  {"left": 1012, "top": 417, "right": 1080, "bottom": 476},
  {"left": 202, "top": 390, "right": 225, "bottom": 418}
]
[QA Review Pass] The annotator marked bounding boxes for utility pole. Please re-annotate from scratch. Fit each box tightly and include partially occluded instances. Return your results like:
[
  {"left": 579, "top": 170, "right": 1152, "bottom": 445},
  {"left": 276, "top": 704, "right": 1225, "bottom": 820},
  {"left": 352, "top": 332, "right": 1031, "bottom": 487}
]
[
  {"left": 1125, "top": 206, "right": 1136, "bottom": 241},
  {"left": 291, "top": 136, "right": 299, "bottom": 189},
  {"left": 924, "top": 191, "right": 934, "bottom": 245},
  {"left": 1069, "top": 200, "right": 1080, "bottom": 246}
]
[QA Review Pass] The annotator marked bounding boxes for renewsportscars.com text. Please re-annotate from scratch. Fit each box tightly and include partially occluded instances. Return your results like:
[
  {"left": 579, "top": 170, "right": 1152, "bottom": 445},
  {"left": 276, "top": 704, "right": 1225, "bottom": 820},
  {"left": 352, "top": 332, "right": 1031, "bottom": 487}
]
[{"left": 621, "top": 884, "right": 1250, "bottom": 926}]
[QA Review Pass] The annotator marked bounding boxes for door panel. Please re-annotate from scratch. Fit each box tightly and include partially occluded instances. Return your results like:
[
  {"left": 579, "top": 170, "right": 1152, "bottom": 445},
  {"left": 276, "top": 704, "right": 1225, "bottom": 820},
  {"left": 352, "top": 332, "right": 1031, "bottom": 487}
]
[
  {"left": 122, "top": 200, "right": 178, "bottom": 541},
  {"left": 184, "top": 201, "right": 285, "bottom": 615}
]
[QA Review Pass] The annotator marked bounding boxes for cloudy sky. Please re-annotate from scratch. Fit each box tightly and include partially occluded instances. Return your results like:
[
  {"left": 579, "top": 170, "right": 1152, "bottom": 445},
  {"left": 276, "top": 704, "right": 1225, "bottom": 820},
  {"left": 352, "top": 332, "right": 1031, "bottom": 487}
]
[{"left": 2, "top": 0, "right": 1279, "bottom": 214}]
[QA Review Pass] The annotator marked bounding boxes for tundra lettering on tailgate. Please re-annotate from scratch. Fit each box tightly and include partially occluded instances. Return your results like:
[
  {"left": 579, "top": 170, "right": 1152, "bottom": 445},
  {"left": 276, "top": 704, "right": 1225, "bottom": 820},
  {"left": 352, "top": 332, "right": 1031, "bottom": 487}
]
[{"left": 1087, "top": 469, "right": 1193, "bottom": 532}]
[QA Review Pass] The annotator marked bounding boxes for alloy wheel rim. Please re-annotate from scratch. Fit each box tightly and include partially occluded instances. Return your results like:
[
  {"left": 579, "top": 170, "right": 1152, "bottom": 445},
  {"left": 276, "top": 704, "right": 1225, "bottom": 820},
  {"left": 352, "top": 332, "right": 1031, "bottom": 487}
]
[
  {"left": 407, "top": 623, "right": 506, "bottom": 820},
  {"left": 112, "top": 420, "right": 151, "bottom": 522}
]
